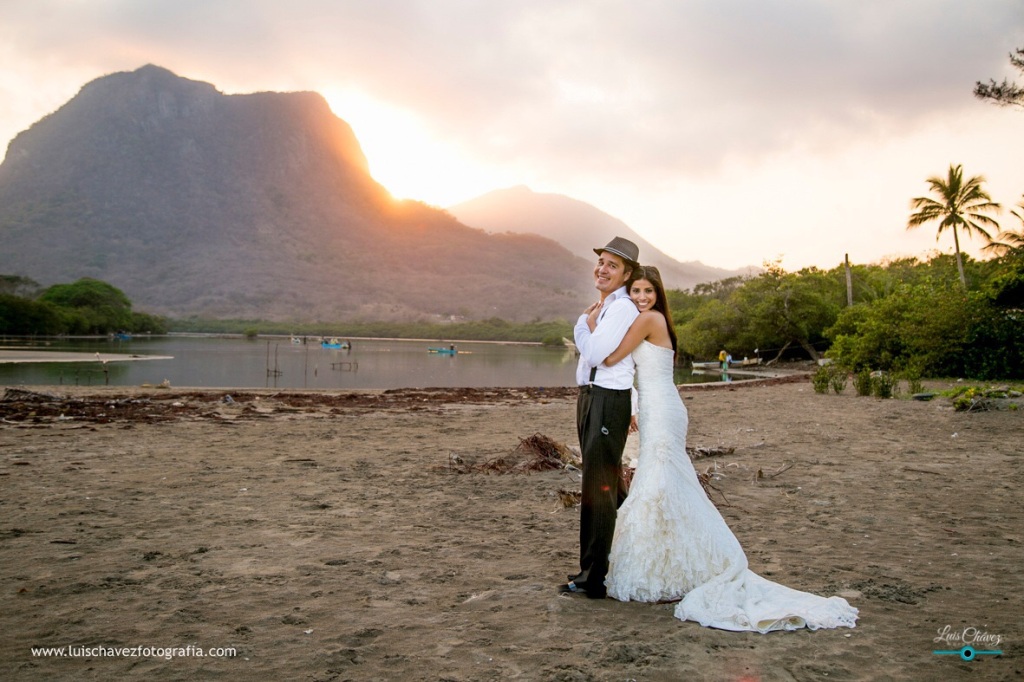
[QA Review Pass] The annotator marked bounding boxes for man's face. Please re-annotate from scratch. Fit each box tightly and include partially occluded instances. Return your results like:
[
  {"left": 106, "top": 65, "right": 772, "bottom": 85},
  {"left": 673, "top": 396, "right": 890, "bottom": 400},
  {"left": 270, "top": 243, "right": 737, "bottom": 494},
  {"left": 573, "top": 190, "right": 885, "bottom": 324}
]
[{"left": 593, "top": 251, "right": 631, "bottom": 295}]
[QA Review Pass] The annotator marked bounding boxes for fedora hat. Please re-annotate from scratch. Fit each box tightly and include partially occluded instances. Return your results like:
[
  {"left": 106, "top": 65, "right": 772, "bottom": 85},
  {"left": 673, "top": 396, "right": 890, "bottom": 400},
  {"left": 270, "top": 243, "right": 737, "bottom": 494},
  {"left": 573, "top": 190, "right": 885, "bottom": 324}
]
[{"left": 594, "top": 236, "right": 639, "bottom": 266}]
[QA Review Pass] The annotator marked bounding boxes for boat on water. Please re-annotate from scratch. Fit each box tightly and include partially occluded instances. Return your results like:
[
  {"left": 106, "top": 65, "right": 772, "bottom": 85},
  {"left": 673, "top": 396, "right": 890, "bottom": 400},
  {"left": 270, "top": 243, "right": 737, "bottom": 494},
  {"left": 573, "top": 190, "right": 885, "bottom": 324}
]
[
  {"left": 692, "top": 357, "right": 762, "bottom": 370},
  {"left": 321, "top": 337, "right": 351, "bottom": 350},
  {"left": 427, "top": 347, "right": 464, "bottom": 355}
]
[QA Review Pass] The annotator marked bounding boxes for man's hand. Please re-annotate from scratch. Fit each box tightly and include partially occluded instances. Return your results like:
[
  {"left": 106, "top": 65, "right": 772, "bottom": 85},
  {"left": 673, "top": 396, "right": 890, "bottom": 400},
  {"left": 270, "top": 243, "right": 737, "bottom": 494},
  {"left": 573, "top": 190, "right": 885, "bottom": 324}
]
[
  {"left": 629, "top": 415, "right": 639, "bottom": 433},
  {"left": 584, "top": 301, "right": 602, "bottom": 331}
]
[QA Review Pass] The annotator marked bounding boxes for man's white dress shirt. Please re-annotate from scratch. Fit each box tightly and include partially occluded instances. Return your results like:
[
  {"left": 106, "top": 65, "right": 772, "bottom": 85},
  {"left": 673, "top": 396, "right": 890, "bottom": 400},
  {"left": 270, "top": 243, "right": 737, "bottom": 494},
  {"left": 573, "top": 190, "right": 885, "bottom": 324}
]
[{"left": 573, "top": 286, "right": 639, "bottom": 389}]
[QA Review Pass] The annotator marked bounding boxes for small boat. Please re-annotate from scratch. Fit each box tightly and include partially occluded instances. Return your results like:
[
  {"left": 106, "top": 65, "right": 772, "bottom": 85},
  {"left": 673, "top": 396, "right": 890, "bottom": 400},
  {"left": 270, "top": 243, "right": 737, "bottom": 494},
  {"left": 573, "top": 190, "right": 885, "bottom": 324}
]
[
  {"left": 113, "top": 332, "right": 132, "bottom": 341},
  {"left": 428, "top": 347, "right": 459, "bottom": 355},
  {"left": 691, "top": 361, "right": 721, "bottom": 369},
  {"left": 321, "top": 338, "right": 350, "bottom": 350}
]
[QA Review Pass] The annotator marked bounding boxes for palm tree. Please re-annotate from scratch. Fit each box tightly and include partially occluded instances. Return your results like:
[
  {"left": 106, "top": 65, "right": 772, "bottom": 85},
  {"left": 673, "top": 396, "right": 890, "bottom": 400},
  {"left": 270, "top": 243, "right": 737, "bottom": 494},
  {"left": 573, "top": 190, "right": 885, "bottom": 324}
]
[
  {"left": 983, "top": 194, "right": 1024, "bottom": 256},
  {"left": 907, "top": 164, "right": 1001, "bottom": 287}
]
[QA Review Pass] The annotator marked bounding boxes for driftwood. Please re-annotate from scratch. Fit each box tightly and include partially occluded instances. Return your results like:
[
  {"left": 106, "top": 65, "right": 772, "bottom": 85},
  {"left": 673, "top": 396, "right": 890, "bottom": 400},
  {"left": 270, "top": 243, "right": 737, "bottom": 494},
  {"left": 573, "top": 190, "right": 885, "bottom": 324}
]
[
  {"left": 1, "top": 387, "right": 64, "bottom": 403},
  {"left": 514, "top": 433, "right": 580, "bottom": 469},
  {"left": 557, "top": 489, "right": 582, "bottom": 508},
  {"left": 687, "top": 445, "right": 736, "bottom": 459},
  {"left": 446, "top": 433, "right": 580, "bottom": 475},
  {"left": 697, "top": 463, "right": 744, "bottom": 510}
]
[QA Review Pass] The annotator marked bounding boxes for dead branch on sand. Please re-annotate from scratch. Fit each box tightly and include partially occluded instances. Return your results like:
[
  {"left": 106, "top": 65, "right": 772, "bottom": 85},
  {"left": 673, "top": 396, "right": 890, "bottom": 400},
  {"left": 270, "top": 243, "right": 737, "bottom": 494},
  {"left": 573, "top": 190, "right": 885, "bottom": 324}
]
[
  {"left": 446, "top": 433, "right": 581, "bottom": 475},
  {"left": 754, "top": 462, "right": 793, "bottom": 482},
  {"left": 687, "top": 445, "right": 736, "bottom": 459},
  {"left": 697, "top": 466, "right": 741, "bottom": 510},
  {"left": 515, "top": 433, "right": 581, "bottom": 468},
  {"left": 557, "top": 489, "right": 582, "bottom": 508}
]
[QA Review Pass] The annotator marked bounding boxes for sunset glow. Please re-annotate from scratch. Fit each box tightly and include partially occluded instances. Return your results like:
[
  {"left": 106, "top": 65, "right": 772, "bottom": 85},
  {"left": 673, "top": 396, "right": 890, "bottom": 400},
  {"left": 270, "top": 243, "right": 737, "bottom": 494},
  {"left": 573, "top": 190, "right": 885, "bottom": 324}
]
[{"left": 323, "top": 89, "right": 518, "bottom": 207}]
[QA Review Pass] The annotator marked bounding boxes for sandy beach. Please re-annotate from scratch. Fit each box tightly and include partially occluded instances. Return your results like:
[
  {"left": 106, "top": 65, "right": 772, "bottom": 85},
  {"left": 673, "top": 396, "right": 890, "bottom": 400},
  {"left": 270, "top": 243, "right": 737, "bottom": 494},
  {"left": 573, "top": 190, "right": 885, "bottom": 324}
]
[{"left": 1, "top": 379, "right": 1021, "bottom": 681}]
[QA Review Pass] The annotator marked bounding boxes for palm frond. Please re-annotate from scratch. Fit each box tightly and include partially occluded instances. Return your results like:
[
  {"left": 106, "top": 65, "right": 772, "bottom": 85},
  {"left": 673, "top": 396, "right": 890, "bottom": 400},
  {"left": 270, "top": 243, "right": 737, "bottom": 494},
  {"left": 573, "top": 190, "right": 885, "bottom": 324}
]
[{"left": 984, "top": 228, "right": 1024, "bottom": 255}]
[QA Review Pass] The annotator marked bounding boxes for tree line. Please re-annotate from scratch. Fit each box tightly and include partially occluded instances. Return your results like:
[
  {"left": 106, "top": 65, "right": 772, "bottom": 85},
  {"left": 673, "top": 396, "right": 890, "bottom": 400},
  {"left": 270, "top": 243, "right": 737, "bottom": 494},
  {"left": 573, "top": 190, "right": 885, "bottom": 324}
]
[
  {"left": 0, "top": 276, "right": 167, "bottom": 336},
  {"left": 668, "top": 247, "right": 1022, "bottom": 380}
]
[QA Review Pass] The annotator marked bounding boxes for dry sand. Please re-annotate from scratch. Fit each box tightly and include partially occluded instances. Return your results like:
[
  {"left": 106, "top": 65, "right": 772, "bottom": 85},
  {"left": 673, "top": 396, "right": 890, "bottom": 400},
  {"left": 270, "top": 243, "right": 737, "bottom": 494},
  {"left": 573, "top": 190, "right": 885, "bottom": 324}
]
[{"left": 0, "top": 379, "right": 1021, "bottom": 681}]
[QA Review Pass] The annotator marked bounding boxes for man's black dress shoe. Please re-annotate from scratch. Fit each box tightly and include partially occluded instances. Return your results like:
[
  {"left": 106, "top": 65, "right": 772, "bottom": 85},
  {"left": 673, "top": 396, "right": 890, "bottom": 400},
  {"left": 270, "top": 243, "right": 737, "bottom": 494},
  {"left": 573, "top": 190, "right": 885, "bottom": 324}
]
[{"left": 557, "top": 581, "right": 606, "bottom": 599}]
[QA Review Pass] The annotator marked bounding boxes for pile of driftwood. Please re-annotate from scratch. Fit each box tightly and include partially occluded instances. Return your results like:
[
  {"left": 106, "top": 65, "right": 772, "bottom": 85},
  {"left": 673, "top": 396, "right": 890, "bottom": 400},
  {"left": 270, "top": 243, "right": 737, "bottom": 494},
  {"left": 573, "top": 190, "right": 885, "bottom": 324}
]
[
  {"left": 1, "top": 388, "right": 63, "bottom": 403},
  {"left": 557, "top": 489, "right": 582, "bottom": 507},
  {"left": 447, "top": 433, "right": 580, "bottom": 475}
]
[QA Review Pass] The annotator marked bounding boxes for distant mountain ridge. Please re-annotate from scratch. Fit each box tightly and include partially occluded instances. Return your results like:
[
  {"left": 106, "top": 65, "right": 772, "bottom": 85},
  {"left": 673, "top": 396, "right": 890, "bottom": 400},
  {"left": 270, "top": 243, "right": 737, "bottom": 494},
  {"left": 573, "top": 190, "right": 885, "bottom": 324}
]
[
  {"left": 449, "top": 186, "right": 754, "bottom": 291},
  {"left": 0, "top": 65, "right": 594, "bottom": 322}
]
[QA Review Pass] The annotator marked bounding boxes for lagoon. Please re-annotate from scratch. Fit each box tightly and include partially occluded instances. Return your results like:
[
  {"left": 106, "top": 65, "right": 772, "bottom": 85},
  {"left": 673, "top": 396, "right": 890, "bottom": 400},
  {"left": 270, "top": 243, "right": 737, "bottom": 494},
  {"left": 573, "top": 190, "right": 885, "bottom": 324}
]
[{"left": 0, "top": 334, "right": 724, "bottom": 389}]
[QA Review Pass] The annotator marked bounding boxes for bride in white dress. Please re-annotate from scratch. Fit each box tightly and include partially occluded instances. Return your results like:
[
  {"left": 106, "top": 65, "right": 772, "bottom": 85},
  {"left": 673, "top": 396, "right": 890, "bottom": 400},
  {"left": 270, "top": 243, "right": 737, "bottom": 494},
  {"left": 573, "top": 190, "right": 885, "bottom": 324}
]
[{"left": 601, "top": 266, "right": 858, "bottom": 632}]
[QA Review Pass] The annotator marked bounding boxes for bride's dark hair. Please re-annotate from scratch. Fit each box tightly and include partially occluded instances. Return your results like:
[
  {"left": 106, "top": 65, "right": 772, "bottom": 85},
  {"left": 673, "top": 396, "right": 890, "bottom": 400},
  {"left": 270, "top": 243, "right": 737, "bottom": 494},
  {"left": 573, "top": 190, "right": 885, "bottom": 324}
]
[{"left": 627, "top": 265, "right": 678, "bottom": 354}]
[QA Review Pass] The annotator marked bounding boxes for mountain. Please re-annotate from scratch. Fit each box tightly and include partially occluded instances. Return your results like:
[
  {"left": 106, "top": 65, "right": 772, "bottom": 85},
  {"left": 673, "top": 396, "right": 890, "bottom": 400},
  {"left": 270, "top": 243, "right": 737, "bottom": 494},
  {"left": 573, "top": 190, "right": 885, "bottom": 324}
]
[
  {"left": 0, "top": 65, "right": 594, "bottom": 322},
  {"left": 449, "top": 186, "right": 754, "bottom": 291}
]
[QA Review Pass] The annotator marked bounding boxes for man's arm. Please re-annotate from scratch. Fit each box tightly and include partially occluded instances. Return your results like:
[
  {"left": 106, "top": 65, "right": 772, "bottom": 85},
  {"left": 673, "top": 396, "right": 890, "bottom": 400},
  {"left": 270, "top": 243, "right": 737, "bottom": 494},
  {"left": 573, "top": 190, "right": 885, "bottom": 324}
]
[{"left": 573, "top": 298, "right": 639, "bottom": 367}]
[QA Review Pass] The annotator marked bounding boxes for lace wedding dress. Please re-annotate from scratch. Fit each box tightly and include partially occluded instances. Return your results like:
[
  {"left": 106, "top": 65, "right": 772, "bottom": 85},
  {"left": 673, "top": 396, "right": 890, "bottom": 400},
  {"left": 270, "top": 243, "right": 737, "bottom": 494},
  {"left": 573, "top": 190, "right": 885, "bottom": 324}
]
[{"left": 605, "top": 340, "right": 858, "bottom": 632}]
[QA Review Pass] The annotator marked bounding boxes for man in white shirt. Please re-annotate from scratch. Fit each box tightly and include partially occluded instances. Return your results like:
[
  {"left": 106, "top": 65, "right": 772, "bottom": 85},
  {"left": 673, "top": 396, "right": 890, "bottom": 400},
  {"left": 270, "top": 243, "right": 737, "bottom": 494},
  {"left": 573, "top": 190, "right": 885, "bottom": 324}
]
[{"left": 561, "top": 236, "right": 640, "bottom": 599}]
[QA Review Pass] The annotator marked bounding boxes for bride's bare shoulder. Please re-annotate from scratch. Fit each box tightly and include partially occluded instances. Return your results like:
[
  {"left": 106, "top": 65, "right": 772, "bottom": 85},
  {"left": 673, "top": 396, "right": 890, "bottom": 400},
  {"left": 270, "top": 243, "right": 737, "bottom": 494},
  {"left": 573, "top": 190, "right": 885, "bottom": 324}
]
[{"left": 639, "top": 310, "right": 668, "bottom": 328}]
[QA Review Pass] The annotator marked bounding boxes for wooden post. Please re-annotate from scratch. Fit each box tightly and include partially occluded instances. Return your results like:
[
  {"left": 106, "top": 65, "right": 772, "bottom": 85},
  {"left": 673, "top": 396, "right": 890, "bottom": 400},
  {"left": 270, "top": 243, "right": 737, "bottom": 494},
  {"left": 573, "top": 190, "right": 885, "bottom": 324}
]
[{"left": 844, "top": 253, "right": 853, "bottom": 307}]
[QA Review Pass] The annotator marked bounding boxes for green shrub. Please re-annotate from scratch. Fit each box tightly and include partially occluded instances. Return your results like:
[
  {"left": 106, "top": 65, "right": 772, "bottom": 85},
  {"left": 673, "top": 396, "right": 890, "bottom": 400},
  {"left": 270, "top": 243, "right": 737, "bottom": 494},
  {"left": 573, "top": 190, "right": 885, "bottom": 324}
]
[
  {"left": 872, "top": 372, "right": 898, "bottom": 399},
  {"left": 904, "top": 374, "right": 924, "bottom": 395},
  {"left": 854, "top": 369, "right": 873, "bottom": 396},
  {"left": 812, "top": 366, "right": 831, "bottom": 394},
  {"left": 829, "top": 367, "right": 848, "bottom": 394},
  {"left": 952, "top": 387, "right": 978, "bottom": 411}
]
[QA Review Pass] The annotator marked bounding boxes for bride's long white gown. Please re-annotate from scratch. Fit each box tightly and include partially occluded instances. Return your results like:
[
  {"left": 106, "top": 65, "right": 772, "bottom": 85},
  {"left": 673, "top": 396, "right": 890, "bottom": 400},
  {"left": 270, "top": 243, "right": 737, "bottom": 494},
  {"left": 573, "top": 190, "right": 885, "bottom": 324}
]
[{"left": 605, "top": 340, "right": 858, "bottom": 632}]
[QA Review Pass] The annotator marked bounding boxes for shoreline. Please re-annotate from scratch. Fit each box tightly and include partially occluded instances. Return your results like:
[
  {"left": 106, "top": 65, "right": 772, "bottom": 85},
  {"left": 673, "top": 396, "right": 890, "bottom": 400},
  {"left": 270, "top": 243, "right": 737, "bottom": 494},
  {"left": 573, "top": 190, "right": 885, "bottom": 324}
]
[
  {"left": 1, "top": 332, "right": 552, "bottom": 346},
  {"left": 0, "top": 367, "right": 811, "bottom": 394}
]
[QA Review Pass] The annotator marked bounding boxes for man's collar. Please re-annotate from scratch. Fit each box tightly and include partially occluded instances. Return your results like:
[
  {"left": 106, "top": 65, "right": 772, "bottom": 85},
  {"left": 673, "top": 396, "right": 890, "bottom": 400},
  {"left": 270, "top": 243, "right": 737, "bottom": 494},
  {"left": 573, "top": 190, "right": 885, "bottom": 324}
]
[{"left": 607, "top": 286, "right": 629, "bottom": 302}]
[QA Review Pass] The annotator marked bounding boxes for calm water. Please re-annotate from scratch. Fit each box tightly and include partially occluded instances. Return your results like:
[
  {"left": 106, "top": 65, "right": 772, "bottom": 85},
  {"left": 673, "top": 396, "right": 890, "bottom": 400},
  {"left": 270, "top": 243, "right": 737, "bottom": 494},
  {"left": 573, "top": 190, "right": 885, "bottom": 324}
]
[{"left": 0, "top": 335, "right": 722, "bottom": 390}]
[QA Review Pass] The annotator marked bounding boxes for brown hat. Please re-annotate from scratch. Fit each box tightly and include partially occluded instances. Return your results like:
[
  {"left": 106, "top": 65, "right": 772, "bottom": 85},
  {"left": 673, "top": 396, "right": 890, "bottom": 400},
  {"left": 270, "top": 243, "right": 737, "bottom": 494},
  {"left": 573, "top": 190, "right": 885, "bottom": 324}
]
[{"left": 594, "top": 236, "right": 639, "bottom": 266}]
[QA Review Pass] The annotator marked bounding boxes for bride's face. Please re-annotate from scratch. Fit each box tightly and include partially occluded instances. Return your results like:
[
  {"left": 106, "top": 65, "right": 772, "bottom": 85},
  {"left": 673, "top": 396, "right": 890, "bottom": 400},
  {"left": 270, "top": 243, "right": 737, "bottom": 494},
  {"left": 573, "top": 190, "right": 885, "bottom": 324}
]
[{"left": 630, "top": 279, "right": 657, "bottom": 311}]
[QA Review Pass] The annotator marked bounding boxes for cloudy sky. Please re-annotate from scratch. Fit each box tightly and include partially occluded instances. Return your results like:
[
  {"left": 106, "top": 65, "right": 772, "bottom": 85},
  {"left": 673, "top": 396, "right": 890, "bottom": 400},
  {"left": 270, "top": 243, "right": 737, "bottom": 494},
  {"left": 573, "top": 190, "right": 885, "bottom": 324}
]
[{"left": 1, "top": 0, "right": 1022, "bottom": 271}]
